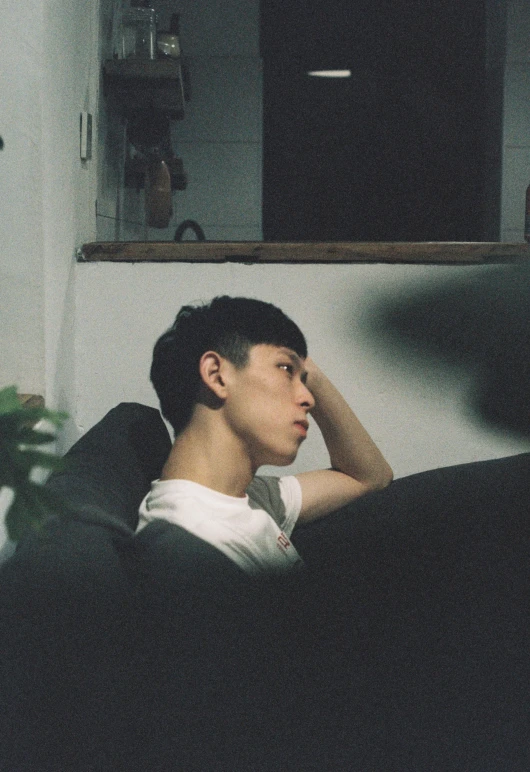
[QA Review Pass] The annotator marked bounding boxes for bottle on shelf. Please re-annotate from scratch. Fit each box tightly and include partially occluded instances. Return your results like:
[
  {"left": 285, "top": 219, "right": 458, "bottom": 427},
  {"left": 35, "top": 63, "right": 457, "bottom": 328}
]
[
  {"left": 145, "top": 151, "right": 172, "bottom": 229},
  {"left": 157, "top": 13, "right": 181, "bottom": 59},
  {"left": 120, "top": 3, "right": 157, "bottom": 59}
]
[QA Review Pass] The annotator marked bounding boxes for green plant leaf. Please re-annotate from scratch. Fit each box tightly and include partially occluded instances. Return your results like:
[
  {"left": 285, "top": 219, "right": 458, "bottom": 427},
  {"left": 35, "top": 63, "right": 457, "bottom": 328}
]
[
  {"left": 13, "top": 449, "right": 65, "bottom": 472},
  {"left": 5, "top": 484, "right": 52, "bottom": 542},
  {"left": 0, "top": 386, "right": 68, "bottom": 541},
  {"left": 16, "top": 427, "right": 59, "bottom": 445},
  {"left": 0, "top": 386, "right": 22, "bottom": 415}
]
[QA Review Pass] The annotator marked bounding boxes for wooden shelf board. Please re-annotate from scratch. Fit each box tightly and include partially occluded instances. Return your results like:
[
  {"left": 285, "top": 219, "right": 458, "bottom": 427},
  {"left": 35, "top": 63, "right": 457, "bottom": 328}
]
[
  {"left": 79, "top": 241, "right": 530, "bottom": 265},
  {"left": 18, "top": 394, "right": 45, "bottom": 409},
  {"left": 103, "top": 58, "right": 185, "bottom": 119},
  {"left": 103, "top": 58, "right": 182, "bottom": 80}
]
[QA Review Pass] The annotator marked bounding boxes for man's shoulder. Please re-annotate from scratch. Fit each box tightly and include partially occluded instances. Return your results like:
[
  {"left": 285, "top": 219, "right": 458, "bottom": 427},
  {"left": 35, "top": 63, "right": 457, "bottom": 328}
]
[
  {"left": 247, "top": 475, "right": 301, "bottom": 529},
  {"left": 247, "top": 475, "right": 281, "bottom": 513}
]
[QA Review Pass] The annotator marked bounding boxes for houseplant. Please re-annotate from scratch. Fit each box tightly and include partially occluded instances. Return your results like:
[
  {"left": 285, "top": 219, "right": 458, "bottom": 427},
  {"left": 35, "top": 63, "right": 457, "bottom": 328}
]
[{"left": 0, "top": 385, "right": 66, "bottom": 542}]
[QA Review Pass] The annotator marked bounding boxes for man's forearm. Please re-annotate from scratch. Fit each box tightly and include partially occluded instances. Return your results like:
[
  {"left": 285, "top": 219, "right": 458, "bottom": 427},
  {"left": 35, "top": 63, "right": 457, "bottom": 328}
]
[{"left": 305, "top": 358, "right": 393, "bottom": 491}]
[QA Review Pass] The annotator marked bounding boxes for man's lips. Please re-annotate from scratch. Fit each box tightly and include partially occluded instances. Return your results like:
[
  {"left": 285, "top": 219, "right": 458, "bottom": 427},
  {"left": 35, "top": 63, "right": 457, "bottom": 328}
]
[{"left": 294, "top": 420, "right": 309, "bottom": 437}]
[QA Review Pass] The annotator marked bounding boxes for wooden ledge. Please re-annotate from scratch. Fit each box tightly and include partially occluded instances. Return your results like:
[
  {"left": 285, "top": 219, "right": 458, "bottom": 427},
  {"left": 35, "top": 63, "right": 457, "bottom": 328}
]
[
  {"left": 18, "top": 394, "right": 45, "bottom": 409},
  {"left": 79, "top": 241, "right": 530, "bottom": 265}
]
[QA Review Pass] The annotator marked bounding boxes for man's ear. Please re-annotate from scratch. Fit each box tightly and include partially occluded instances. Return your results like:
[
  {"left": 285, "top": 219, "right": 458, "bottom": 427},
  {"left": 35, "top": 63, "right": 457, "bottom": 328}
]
[{"left": 198, "top": 351, "right": 229, "bottom": 400}]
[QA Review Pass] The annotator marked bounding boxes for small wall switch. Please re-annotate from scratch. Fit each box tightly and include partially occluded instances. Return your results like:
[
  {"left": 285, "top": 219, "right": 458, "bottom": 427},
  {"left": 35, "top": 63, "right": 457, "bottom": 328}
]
[{"left": 80, "top": 112, "right": 93, "bottom": 160}]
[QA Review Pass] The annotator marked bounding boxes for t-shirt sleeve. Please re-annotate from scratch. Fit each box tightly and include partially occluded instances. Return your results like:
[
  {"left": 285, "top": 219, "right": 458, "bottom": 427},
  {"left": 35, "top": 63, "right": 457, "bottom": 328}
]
[{"left": 246, "top": 475, "right": 302, "bottom": 536}]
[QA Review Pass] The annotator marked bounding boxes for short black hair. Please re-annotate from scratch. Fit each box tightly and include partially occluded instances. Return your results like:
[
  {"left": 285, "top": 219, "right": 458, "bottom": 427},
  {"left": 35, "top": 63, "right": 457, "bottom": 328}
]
[{"left": 151, "top": 296, "right": 308, "bottom": 435}]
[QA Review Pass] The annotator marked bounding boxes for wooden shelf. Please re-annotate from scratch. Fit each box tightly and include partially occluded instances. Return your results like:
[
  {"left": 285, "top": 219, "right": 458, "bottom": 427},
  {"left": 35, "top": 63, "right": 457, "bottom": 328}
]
[
  {"left": 79, "top": 241, "right": 530, "bottom": 265},
  {"left": 103, "top": 58, "right": 185, "bottom": 119},
  {"left": 17, "top": 394, "right": 45, "bottom": 409}
]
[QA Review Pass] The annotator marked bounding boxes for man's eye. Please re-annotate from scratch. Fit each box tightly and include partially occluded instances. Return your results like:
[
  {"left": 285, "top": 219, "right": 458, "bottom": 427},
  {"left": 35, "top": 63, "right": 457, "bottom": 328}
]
[{"left": 279, "top": 363, "right": 293, "bottom": 374}]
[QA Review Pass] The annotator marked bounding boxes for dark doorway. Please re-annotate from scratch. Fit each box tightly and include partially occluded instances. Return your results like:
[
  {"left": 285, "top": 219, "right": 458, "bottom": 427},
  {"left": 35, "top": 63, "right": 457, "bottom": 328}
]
[{"left": 261, "top": 0, "right": 489, "bottom": 241}]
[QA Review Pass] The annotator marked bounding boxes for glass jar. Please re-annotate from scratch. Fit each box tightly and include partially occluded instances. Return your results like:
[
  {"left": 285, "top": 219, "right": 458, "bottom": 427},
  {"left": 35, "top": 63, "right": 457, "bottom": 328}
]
[{"left": 120, "top": 7, "right": 156, "bottom": 60}]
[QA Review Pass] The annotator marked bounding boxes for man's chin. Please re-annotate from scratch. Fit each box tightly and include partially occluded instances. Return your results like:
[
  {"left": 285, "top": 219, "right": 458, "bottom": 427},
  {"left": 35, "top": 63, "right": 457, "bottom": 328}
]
[{"left": 265, "top": 450, "right": 299, "bottom": 468}]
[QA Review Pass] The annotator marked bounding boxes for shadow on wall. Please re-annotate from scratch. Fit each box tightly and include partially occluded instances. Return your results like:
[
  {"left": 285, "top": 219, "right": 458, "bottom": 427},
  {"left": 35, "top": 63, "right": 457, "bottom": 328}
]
[{"left": 361, "top": 263, "right": 530, "bottom": 438}]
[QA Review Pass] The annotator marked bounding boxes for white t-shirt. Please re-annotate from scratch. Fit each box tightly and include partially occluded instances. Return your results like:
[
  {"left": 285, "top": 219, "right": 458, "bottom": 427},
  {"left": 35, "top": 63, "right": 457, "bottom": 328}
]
[{"left": 137, "top": 475, "right": 304, "bottom": 576}]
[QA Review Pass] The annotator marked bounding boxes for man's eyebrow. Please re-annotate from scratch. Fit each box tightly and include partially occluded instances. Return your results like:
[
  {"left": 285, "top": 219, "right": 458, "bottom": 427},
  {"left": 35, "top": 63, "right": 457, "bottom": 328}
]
[
  {"left": 279, "top": 348, "right": 307, "bottom": 378},
  {"left": 278, "top": 348, "right": 303, "bottom": 366}
]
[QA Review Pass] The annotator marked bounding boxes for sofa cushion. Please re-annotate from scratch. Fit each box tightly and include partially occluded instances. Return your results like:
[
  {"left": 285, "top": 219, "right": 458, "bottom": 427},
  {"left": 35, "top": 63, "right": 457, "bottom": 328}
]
[
  {"left": 46, "top": 402, "right": 171, "bottom": 531},
  {"left": 0, "top": 514, "right": 147, "bottom": 770},
  {"left": 293, "top": 451, "right": 530, "bottom": 574},
  {"left": 289, "top": 452, "right": 530, "bottom": 771}
]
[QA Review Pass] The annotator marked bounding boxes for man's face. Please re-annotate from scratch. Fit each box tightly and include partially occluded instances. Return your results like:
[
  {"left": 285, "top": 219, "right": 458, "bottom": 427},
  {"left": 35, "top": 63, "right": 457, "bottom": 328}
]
[{"left": 222, "top": 343, "right": 315, "bottom": 470}]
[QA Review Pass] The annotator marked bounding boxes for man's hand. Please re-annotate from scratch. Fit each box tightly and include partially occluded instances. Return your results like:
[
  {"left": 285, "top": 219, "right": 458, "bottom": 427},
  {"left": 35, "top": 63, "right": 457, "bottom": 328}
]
[{"left": 295, "top": 358, "right": 393, "bottom": 522}]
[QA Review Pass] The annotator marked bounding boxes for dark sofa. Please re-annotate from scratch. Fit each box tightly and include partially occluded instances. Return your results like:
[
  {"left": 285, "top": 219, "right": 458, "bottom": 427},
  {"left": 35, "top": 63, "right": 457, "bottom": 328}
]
[{"left": 1, "top": 403, "right": 529, "bottom": 771}]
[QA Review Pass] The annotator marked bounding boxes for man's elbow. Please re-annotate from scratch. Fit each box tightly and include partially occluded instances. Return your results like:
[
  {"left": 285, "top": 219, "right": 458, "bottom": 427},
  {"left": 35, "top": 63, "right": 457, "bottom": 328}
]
[{"left": 366, "top": 463, "right": 394, "bottom": 493}]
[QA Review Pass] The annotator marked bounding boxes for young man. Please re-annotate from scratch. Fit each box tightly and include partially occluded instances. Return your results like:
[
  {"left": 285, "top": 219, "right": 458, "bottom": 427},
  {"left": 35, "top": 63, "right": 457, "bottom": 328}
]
[{"left": 137, "top": 296, "right": 392, "bottom": 575}]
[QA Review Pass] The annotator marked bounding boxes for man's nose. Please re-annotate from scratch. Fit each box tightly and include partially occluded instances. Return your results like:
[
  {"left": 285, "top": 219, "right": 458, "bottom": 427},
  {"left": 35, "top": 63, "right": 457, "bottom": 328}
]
[{"left": 298, "top": 381, "right": 315, "bottom": 410}]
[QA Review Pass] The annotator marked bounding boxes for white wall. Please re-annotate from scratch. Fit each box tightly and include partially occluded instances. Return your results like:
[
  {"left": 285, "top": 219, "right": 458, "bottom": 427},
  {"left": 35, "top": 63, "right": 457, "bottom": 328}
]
[
  {"left": 74, "top": 261, "right": 530, "bottom": 481},
  {"left": 0, "top": 0, "right": 99, "bottom": 416},
  {"left": 0, "top": 1, "right": 46, "bottom": 395},
  {"left": 42, "top": 0, "right": 99, "bottom": 432}
]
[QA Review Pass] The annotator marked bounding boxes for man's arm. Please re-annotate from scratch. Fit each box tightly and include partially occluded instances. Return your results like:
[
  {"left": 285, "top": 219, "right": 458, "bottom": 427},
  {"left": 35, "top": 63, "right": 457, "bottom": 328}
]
[{"left": 295, "top": 358, "right": 393, "bottom": 522}]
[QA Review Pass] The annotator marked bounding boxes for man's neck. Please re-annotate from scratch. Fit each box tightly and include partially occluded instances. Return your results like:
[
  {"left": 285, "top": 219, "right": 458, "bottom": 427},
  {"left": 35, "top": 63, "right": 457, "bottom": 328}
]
[{"left": 161, "top": 417, "right": 254, "bottom": 498}]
